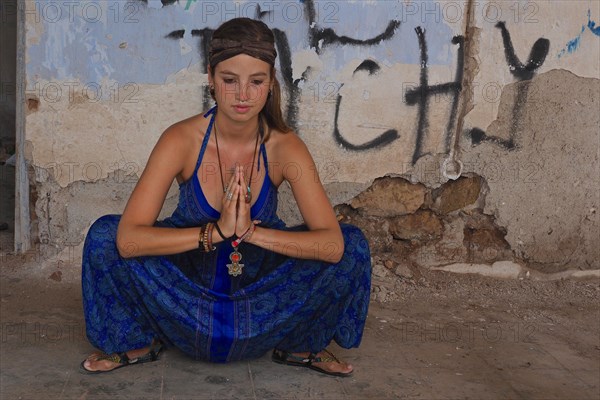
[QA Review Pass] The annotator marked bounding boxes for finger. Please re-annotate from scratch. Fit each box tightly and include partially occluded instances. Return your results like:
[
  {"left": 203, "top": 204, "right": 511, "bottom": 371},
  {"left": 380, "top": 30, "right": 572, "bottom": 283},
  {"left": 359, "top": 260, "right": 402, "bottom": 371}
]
[
  {"left": 238, "top": 165, "right": 244, "bottom": 183},
  {"left": 237, "top": 180, "right": 247, "bottom": 207},
  {"left": 224, "top": 164, "right": 238, "bottom": 193},
  {"left": 221, "top": 184, "right": 235, "bottom": 207},
  {"left": 237, "top": 166, "right": 244, "bottom": 194},
  {"left": 227, "top": 167, "right": 241, "bottom": 199},
  {"left": 228, "top": 184, "right": 240, "bottom": 205}
]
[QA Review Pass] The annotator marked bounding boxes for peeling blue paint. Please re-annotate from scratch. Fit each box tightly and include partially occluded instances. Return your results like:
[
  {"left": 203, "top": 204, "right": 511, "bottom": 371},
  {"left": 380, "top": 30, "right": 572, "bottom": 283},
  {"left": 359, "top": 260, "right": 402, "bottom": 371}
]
[
  {"left": 27, "top": 0, "right": 455, "bottom": 87},
  {"left": 566, "top": 26, "right": 585, "bottom": 53},
  {"left": 184, "top": 0, "right": 196, "bottom": 11},
  {"left": 588, "top": 9, "right": 600, "bottom": 36},
  {"left": 557, "top": 9, "right": 600, "bottom": 58}
]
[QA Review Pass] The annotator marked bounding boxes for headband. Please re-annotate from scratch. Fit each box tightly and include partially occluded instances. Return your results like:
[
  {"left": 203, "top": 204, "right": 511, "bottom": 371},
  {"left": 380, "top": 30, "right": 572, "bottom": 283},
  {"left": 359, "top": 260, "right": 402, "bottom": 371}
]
[{"left": 209, "top": 38, "right": 277, "bottom": 67}]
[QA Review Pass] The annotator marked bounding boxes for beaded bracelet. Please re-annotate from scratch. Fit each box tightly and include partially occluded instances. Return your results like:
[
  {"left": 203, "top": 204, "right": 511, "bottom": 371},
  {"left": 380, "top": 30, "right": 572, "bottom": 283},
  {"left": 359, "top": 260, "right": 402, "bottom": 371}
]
[
  {"left": 231, "top": 223, "right": 256, "bottom": 247},
  {"left": 204, "top": 225, "right": 209, "bottom": 252},
  {"left": 198, "top": 224, "right": 216, "bottom": 252},
  {"left": 207, "top": 222, "right": 214, "bottom": 250},
  {"left": 198, "top": 226, "right": 204, "bottom": 249}
]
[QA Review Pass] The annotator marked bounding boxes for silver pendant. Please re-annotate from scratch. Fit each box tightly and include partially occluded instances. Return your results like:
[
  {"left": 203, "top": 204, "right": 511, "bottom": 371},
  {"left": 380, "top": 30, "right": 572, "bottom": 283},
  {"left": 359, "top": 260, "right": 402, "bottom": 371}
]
[{"left": 226, "top": 249, "right": 244, "bottom": 276}]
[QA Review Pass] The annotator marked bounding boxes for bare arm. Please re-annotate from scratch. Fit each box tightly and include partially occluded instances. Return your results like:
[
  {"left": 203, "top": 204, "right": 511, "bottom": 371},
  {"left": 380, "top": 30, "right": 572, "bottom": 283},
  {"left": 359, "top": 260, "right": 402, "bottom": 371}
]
[
  {"left": 116, "top": 124, "right": 203, "bottom": 258},
  {"left": 246, "top": 135, "right": 344, "bottom": 263}
]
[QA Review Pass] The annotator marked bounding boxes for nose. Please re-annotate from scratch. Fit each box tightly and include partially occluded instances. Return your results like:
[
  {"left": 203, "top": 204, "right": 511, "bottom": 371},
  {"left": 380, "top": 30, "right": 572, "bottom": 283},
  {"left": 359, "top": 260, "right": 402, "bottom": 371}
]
[{"left": 238, "top": 82, "right": 250, "bottom": 102}]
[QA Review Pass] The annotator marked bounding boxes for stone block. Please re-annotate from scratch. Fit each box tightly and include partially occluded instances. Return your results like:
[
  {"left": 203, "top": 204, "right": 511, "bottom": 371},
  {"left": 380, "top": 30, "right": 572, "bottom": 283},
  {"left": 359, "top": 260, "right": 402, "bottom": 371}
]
[
  {"left": 389, "top": 210, "right": 443, "bottom": 242},
  {"left": 463, "top": 210, "right": 512, "bottom": 263},
  {"left": 432, "top": 176, "right": 481, "bottom": 214},
  {"left": 335, "top": 204, "right": 393, "bottom": 253},
  {"left": 350, "top": 177, "right": 427, "bottom": 217},
  {"left": 410, "top": 217, "right": 467, "bottom": 267}
]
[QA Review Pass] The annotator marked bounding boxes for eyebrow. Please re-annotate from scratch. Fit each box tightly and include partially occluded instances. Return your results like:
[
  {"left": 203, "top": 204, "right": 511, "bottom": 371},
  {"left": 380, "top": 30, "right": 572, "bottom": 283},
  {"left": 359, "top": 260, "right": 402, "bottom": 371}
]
[{"left": 219, "top": 70, "right": 268, "bottom": 77}]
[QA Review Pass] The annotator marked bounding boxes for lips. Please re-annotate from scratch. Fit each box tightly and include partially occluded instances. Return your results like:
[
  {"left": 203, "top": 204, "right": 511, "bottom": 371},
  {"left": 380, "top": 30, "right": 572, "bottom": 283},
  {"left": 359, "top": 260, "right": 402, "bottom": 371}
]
[{"left": 234, "top": 104, "right": 251, "bottom": 113}]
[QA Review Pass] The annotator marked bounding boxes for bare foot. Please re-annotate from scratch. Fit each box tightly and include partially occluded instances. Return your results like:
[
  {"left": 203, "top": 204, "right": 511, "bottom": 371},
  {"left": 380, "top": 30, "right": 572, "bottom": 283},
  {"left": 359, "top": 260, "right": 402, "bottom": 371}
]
[{"left": 81, "top": 346, "right": 151, "bottom": 373}]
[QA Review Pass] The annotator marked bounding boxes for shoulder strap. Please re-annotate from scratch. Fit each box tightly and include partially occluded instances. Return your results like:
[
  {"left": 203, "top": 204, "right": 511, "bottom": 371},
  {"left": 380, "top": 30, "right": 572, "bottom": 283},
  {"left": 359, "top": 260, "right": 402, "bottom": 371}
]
[
  {"left": 194, "top": 106, "right": 217, "bottom": 172},
  {"left": 259, "top": 143, "right": 268, "bottom": 173}
]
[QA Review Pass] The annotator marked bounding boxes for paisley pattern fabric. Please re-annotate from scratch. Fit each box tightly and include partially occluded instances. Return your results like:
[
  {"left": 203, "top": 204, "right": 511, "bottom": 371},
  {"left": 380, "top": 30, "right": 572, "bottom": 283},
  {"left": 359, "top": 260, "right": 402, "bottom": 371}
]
[{"left": 82, "top": 107, "right": 371, "bottom": 362}]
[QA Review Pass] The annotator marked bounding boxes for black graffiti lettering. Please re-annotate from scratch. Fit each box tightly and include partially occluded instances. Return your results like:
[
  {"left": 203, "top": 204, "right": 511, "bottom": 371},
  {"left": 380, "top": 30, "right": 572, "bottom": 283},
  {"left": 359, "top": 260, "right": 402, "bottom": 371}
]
[
  {"left": 165, "top": 29, "right": 185, "bottom": 40},
  {"left": 496, "top": 21, "right": 549, "bottom": 81},
  {"left": 302, "top": 0, "right": 401, "bottom": 148},
  {"left": 310, "top": 21, "right": 401, "bottom": 51},
  {"left": 470, "top": 127, "right": 514, "bottom": 149},
  {"left": 190, "top": 28, "right": 215, "bottom": 112},
  {"left": 404, "top": 28, "right": 463, "bottom": 164},
  {"left": 272, "top": 29, "right": 301, "bottom": 130},
  {"left": 255, "top": 4, "right": 273, "bottom": 20},
  {"left": 353, "top": 60, "right": 381, "bottom": 76},
  {"left": 304, "top": 0, "right": 400, "bottom": 53},
  {"left": 469, "top": 22, "right": 549, "bottom": 150},
  {"left": 504, "top": 81, "right": 532, "bottom": 150},
  {"left": 413, "top": 27, "right": 430, "bottom": 164},
  {"left": 136, "top": 3, "right": 550, "bottom": 159},
  {"left": 137, "top": 0, "right": 177, "bottom": 6},
  {"left": 333, "top": 93, "right": 399, "bottom": 151},
  {"left": 158, "top": 1, "right": 399, "bottom": 137}
]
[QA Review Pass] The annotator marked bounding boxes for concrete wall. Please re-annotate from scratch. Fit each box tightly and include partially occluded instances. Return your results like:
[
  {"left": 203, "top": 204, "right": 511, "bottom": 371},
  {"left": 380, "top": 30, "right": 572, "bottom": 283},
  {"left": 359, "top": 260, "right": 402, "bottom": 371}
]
[{"left": 19, "top": 0, "right": 599, "bottom": 272}]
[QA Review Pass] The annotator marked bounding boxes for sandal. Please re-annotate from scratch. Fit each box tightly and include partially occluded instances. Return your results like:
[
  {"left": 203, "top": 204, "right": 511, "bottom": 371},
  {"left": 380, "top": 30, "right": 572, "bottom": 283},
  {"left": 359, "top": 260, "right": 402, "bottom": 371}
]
[
  {"left": 79, "top": 340, "right": 163, "bottom": 375},
  {"left": 271, "top": 349, "right": 353, "bottom": 377}
]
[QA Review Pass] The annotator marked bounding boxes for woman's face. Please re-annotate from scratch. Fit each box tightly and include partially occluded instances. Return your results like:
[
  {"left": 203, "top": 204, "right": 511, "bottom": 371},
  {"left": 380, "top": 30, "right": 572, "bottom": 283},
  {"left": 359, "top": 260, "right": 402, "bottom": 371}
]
[{"left": 209, "top": 53, "right": 273, "bottom": 123}]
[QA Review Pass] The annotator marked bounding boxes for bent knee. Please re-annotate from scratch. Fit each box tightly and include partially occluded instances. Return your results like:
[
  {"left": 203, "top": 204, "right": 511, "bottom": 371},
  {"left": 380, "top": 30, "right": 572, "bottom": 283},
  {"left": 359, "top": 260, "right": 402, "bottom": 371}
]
[
  {"left": 86, "top": 214, "right": 121, "bottom": 242},
  {"left": 340, "top": 223, "right": 371, "bottom": 262}
]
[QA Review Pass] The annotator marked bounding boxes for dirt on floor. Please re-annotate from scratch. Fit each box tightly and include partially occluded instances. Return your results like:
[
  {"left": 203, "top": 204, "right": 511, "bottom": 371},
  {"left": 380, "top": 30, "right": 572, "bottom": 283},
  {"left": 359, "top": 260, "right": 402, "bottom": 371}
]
[
  {"left": 0, "top": 252, "right": 599, "bottom": 399},
  {"left": 374, "top": 266, "right": 600, "bottom": 355},
  {"left": 0, "top": 250, "right": 600, "bottom": 363}
]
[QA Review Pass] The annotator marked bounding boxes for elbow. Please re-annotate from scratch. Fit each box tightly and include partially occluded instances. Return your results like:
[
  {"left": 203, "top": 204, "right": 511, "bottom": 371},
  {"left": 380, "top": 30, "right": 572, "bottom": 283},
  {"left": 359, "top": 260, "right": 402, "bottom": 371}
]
[
  {"left": 116, "top": 228, "right": 138, "bottom": 259},
  {"left": 116, "top": 241, "right": 138, "bottom": 259},
  {"left": 330, "top": 253, "right": 343, "bottom": 264},
  {"left": 328, "top": 236, "right": 345, "bottom": 264}
]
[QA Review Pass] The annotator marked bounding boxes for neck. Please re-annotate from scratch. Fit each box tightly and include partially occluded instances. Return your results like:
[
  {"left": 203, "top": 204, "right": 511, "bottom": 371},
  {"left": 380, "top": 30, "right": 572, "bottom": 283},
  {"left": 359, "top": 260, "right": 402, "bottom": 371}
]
[{"left": 214, "top": 113, "right": 259, "bottom": 143}]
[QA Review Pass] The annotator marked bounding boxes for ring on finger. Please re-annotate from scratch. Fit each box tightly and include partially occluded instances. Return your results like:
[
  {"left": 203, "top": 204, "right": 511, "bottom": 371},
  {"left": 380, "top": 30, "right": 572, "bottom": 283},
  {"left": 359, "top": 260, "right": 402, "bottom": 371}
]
[{"left": 226, "top": 191, "right": 233, "bottom": 200}]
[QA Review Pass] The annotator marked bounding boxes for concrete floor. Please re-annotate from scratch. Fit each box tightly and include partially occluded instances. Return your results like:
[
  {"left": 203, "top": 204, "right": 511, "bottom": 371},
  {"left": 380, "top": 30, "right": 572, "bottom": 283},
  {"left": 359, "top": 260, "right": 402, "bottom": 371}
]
[
  {"left": 1, "top": 163, "right": 599, "bottom": 399},
  {"left": 0, "top": 263, "right": 598, "bottom": 400}
]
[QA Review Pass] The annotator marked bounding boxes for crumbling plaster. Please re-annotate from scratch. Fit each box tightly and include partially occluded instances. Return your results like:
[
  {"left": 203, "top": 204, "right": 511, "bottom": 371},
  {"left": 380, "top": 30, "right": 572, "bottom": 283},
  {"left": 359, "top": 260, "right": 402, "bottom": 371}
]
[
  {"left": 462, "top": 69, "right": 599, "bottom": 271},
  {"left": 20, "top": 1, "right": 600, "bottom": 272}
]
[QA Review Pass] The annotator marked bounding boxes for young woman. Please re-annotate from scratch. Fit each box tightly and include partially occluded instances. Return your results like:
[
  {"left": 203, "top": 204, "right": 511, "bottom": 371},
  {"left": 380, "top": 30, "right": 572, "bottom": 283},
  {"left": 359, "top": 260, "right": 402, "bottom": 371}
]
[{"left": 80, "top": 17, "right": 371, "bottom": 377}]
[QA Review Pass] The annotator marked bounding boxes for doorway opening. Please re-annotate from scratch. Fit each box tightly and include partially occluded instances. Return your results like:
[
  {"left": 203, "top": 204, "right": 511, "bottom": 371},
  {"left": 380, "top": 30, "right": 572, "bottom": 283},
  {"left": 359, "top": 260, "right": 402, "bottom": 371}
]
[
  {"left": 1, "top": 0, "right": 30, "bottom": 255},
  {"left": 0, "top": 0, "right": 18, "bottom": 253}
]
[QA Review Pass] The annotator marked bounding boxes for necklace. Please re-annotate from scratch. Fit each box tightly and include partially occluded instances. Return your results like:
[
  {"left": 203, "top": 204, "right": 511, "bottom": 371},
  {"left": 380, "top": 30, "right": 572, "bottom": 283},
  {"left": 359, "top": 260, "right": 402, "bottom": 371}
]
[
  {"left": 213, "top": 116, "right": 261, "bottom": 277},
  {"left": 214, "top": 119, "right": 260, "bottom": 204}
]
